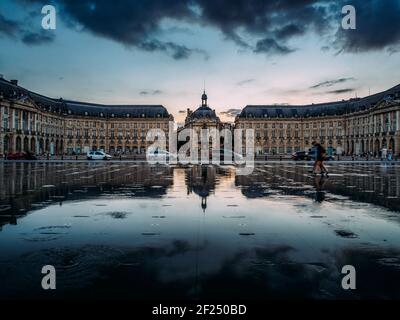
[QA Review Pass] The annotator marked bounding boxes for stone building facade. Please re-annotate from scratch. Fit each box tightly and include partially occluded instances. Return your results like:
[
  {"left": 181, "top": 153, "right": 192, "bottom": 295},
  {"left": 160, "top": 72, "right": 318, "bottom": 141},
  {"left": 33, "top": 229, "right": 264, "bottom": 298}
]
[
  {"left": 235, "top": 84, "right": 400, "bottom": 156},
  {"left": 1, "top": 77, "right": 400, "bottom": 158},
  {"left": 182, "top": 91, "right": 232, "bottom": 157},
  {"left": 0, "top": 78, "right": 172, "bottom": 156}
]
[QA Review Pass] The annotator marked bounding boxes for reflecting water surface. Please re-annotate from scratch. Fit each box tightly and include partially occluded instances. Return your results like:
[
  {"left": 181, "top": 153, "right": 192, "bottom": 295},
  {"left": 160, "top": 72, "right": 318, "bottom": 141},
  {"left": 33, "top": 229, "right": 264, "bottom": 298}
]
[{"left": 0, "top": 162, "right": 400, "bottom": 299}]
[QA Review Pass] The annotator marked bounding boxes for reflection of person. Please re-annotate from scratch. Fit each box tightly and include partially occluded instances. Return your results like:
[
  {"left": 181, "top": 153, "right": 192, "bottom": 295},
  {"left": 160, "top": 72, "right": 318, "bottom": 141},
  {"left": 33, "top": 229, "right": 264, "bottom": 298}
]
[
  {"left": 314, "top": 175, "right": 327, "bottom": 203},
  {"left": 311, "top": 141, "right": 329, "bottom": 176}
]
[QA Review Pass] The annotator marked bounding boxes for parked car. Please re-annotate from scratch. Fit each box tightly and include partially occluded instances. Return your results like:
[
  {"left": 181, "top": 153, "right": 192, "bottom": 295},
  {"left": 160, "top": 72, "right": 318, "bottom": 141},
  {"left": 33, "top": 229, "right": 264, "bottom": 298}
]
[
  {"left": 147, "top": 149, "right": 177, "bottom": 163},
  {"left": 87, "top": 151, "right": 112, "bottom": 160},
  {"left": 6, "top": 152, "right": 37, "bottom": 160},
  {"left": 291, "top": 151, "right": 311, "bottom": 161}
]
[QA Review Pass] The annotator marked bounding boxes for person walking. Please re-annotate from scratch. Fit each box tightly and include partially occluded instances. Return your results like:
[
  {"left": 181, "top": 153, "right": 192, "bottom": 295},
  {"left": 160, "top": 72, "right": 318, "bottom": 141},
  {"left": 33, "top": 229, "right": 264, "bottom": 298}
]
[
  {"left": 388, "top": 148, "right": 393, "bottom": 161},
  {"left": 312, "top": 141, "right": 329, "bottom": 176}
]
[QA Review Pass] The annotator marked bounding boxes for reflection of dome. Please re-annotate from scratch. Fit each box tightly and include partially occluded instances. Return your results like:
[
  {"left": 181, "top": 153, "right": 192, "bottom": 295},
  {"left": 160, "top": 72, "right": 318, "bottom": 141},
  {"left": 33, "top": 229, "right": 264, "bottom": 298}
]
[{"left": 186, "top": 165, "right": 216, "bottom": 212}]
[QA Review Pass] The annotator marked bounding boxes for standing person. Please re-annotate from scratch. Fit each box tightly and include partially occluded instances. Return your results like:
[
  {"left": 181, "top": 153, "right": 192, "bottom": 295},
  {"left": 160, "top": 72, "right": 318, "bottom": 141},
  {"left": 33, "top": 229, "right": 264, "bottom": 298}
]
[
  {"left": 312, "top": 141, "right": 329, "bottom": 176},
  {"left": 388, "top": 148, "right": 393, "bottom": 161},
  {"left": 381, "top": 147, "right": 387, "bottom": 161}
]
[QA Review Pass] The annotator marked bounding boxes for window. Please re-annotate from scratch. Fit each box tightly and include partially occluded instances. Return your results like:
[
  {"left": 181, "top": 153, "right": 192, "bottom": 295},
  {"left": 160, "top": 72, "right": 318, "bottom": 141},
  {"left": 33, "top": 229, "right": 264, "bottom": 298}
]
[
  {"left": 29, "top": 113, "right": 34, "bottom": 131},
  {"left": 14, "top": 110, "right": 20, "bottom": 130},
  {"left": 3, "top": 107, "right": 9, "bottom": 129}
]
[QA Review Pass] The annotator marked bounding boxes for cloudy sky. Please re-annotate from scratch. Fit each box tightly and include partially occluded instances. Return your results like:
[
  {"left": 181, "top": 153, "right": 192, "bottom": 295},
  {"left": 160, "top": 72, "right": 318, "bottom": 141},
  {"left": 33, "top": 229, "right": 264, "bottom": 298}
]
[{"left": 0, "top": 0, "right": 399, "bottom": 122}]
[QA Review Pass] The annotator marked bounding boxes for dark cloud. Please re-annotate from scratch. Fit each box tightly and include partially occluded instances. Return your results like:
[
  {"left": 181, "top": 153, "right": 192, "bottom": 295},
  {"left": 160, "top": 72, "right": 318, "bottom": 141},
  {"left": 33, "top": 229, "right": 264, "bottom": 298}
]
[
  {"left": 140, "top": 90, "right": 163, "bottom": 96},
  {"left": 254, "top": 38, "right": 295, "bottom": 55},
  {"left": 21, "top": 30, "right": 55, "bottom": 45},
  {"left": 237, "top": 79, "right": 255, "bottom": 86},
  {"left": 138, "top": 40, "right": 205, "bottom": 60},
  {"left": 387, "top": 46, "right": 400, "bottom": 55},
  {"left": 17, "top": 0, "right": 400, "bottom": 57},
  {"left": 326, "top": 88, "right": 355, "bottom": 94},
  {"left": 275, "top": 24, "right": 305, "bottom": 40},
  {"left": 0, "top": 9, "right": 55, "bottom": 46},
  {"left": 20, "top": 0, "right": 202, "bottom": 60},
  {"left": 199, "top": 0, "right": 330, "bottom": 55},
  {"left": 310, "top": 77, "right": 355, "bottom": 89},
  {"left": 0, "top": 13, "right": 19, "bottom": 37},
  {"left": 334, "top": 0, "right": 400, "bottom": 53},
  {"left": 220, "top": 108, "right": 242, "bottom": 118}
]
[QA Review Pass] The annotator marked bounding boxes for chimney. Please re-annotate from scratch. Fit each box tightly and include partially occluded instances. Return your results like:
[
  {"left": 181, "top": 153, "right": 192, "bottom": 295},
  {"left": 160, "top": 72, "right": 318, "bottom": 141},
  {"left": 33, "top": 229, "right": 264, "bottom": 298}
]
[{"left": 10, "top": 79, "right": 18, "bottom": 86}]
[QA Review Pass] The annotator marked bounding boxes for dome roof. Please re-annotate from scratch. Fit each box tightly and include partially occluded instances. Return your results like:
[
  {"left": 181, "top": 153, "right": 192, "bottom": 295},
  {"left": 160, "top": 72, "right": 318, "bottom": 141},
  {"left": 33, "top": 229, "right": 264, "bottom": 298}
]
[{"left": 190, "top": 105, "right": 218, "bottom": 120}]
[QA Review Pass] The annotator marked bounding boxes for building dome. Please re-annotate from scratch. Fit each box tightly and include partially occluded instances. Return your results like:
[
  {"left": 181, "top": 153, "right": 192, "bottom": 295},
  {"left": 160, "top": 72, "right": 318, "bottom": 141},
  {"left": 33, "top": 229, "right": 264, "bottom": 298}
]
[
  {"left": 190, "top": 105, "right": 217, "bottom": 120},
  {"left": 185, "top": 90, "right": 221, "bottom": 124}
]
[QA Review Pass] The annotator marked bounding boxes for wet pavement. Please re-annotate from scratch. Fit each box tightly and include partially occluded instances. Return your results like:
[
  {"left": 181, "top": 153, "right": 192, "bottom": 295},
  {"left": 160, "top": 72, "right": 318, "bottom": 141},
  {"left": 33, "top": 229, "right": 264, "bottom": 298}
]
[{"left": 0, "top": 162, "right": 400, "bottom": 299}]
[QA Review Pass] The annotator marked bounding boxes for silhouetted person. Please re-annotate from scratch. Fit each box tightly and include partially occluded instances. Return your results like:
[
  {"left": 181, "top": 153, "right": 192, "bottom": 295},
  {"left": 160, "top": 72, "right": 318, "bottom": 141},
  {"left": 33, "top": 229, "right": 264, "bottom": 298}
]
[{"left": 311, "top": 141, "right": 328, "bottom": 176}]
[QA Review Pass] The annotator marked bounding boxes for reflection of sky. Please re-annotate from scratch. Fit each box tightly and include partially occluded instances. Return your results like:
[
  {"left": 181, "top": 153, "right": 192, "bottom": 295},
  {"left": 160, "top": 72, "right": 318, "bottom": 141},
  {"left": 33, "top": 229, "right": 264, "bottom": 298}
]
[
  {"left": 1, "top": 164, "right": 400, "bottom": 298},
  {"left": 0, "top": 1, "right": 399, "bottom": 123}
]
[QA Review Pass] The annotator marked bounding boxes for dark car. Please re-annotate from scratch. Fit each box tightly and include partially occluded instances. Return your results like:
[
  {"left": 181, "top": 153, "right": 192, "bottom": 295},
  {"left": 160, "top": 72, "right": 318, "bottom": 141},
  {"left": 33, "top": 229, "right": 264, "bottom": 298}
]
[
  {"left": 291, "top": 151, "right": 311, "bottom": 161},
  {"left": 308, "top": 147, "right": 335, "bottom": 161},
  {"left": 6, "top": 152, "right": 37, "bottom": 160},
  {"left": 324, "top": 155, "right": 335, "bottom": 161}
]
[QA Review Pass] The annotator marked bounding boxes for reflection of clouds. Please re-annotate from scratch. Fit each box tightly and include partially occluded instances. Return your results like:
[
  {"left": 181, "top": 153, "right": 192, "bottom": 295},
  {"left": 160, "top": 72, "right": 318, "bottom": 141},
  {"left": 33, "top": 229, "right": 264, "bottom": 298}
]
[
  {"left": 1, "top": 163, "right": 400, "bottom": 299},
  {"left": 2, "top": 229, "right": 400, "bottom": 299},
  {"left": 333, "top": 247, "right": 400, "bottom": 299}
]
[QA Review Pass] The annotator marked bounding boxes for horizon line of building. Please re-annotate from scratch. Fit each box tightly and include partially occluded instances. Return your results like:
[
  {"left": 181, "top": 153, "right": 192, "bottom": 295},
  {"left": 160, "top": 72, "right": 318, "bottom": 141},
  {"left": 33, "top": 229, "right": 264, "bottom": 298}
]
[{"left": 0, "top": 77, "right": 399, "bottom": 156}]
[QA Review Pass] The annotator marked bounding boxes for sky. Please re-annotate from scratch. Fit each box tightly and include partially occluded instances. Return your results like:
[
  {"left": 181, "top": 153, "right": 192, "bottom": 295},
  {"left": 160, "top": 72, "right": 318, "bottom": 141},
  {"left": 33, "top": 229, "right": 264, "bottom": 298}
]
[{"left": 0, "top": 0, "right": 399, "bottom": 123}]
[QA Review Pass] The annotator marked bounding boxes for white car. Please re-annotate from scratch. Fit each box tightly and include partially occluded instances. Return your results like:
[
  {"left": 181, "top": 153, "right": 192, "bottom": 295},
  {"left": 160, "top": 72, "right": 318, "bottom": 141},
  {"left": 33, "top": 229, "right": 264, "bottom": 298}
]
[
  {"left": 87, "top": 151, "right": 112, "bottom": 160},
  {"left": 147, "top": 149, "right": 177, "bottom": 163}
]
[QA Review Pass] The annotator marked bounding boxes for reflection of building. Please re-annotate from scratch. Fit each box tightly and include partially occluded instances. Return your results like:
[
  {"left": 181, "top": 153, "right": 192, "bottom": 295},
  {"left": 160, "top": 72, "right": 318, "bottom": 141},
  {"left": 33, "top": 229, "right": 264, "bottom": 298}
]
[
  {"left": 186, "top": 165, "right": 216, "bottom": 211},
  {"left": 235, "top": 164, "right": 400, "bottom": 212},
  {"left": 235, "top": 84, "right": 400, "bottom": 156},
  {"left": 0, "top": 78, "right": 173, "bottom": 156},
  {"left": 0, "top": 163, "right": 173, "bottom": 228}
]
